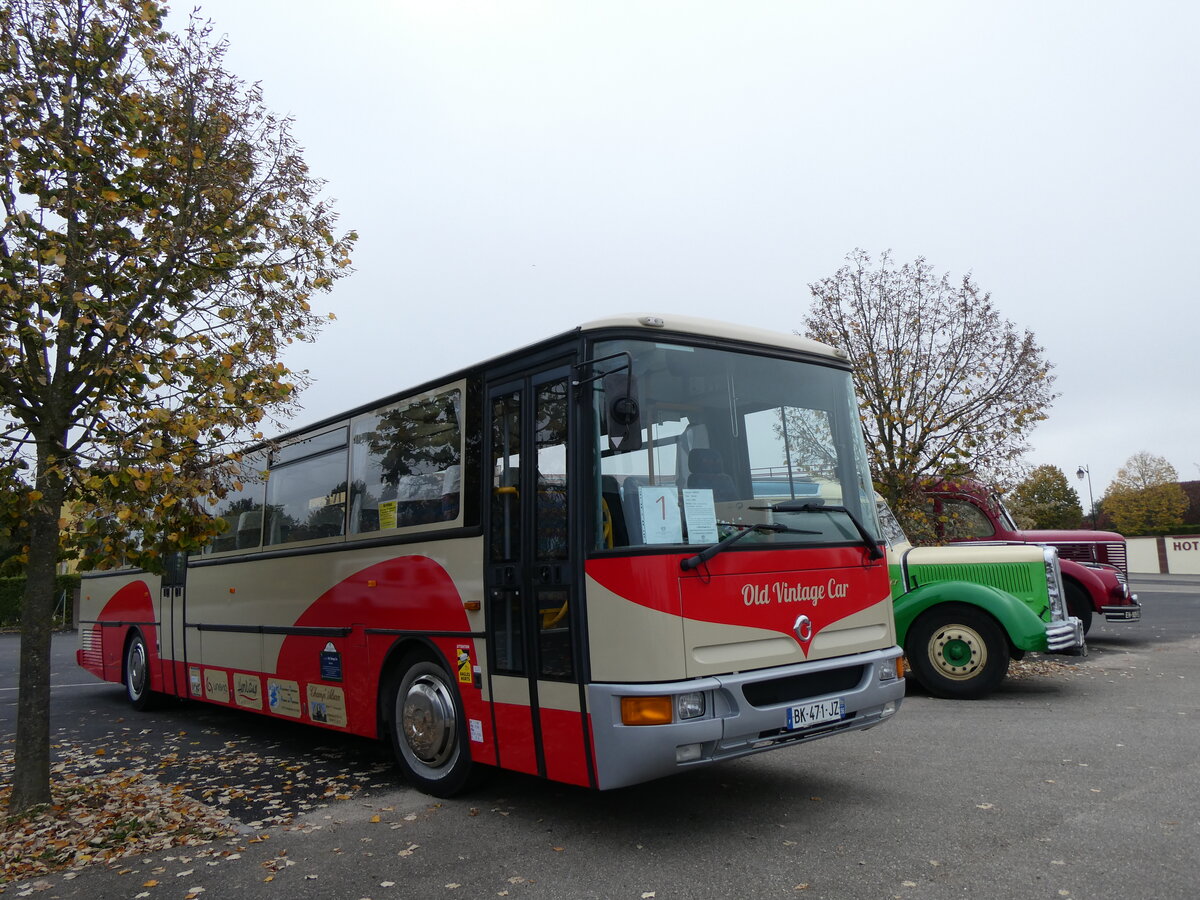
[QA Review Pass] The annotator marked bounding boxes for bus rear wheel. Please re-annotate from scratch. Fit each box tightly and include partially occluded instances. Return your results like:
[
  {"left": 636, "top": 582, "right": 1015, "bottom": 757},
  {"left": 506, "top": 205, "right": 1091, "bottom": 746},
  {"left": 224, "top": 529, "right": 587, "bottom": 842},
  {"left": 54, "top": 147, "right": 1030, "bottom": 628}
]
[
  {"left": 384, "top": 655, "right": 475, "bottom": 797},
  {"left": 906, "top": 605, "right": 1009, "bottom": 700},
  {"left": 124, "top": 630, "right": 160, "bottom": 710}
]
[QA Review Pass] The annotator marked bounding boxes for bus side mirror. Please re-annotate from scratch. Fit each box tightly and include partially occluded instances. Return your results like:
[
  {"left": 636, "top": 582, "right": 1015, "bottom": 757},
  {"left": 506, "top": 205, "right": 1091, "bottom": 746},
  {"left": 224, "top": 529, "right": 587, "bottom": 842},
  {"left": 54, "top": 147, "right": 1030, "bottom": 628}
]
[{"left": 603, "top": 372, "right": 642, "bottom": 452}]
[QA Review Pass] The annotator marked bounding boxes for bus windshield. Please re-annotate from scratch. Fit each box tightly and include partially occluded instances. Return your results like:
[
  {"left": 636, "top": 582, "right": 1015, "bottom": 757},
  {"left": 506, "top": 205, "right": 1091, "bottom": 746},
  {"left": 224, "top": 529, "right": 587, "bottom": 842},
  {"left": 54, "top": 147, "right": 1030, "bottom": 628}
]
[{"left": 590, "top": 338, "right": 880, "bottom": 552}]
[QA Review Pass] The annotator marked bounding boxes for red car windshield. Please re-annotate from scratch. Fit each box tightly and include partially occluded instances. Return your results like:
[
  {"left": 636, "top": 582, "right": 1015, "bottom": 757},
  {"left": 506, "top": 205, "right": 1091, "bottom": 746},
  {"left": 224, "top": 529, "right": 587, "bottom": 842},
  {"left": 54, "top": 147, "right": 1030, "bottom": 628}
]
[{"left": 989, "top": 492, "right": 1019, "bottom": 531}]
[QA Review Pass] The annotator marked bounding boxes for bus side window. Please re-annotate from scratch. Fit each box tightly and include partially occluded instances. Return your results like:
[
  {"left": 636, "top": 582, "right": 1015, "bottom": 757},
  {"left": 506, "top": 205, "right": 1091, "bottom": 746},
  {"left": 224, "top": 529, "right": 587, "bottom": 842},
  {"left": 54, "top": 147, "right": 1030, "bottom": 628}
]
[
  {"left": 264, "top": 444, "right": 349, "bottom": 546},
  {"left": 202, "top": 451, "right": 267, "bottom": 555},
  {"left": 349, "top": 387, "right": 464, "bottom": 534}
]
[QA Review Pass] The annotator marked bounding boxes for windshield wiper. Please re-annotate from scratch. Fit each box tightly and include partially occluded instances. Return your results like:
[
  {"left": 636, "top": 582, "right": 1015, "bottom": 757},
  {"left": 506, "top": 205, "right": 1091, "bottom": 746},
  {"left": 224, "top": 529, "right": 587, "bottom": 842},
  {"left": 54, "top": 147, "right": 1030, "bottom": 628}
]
[
  {"left": 679, "top": 522, "right": 820, "bottom": 571},
  {"left": 750, "top": 499, "right": 884, "bottom": 561}
]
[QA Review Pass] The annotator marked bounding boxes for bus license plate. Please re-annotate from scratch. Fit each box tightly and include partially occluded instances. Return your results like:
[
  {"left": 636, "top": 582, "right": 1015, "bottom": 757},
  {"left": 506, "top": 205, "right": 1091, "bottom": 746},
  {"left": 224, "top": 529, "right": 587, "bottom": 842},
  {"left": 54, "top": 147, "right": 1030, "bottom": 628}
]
[{"left": 786, "top": 698, "right": 845, "bottom": 731}]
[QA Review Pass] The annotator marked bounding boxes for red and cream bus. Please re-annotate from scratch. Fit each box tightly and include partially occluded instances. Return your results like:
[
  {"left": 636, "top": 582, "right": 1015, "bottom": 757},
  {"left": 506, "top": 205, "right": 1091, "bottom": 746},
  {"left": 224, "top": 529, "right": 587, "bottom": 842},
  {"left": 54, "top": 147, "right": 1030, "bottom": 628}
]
[{"left": 77, "top": 315, "right": 905, "bottom": 796}]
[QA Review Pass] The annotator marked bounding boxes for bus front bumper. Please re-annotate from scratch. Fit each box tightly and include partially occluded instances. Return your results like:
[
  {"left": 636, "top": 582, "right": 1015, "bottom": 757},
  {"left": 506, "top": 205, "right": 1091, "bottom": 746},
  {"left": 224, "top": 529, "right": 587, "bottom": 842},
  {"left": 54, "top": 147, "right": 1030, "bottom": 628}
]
[{"left": 586, "top": 646, "right": 905, "bottom": 791}]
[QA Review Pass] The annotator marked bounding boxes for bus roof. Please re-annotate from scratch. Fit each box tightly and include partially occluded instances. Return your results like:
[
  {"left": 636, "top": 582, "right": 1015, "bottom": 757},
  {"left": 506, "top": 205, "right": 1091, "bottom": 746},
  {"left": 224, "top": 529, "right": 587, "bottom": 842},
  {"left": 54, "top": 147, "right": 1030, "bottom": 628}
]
[
  {"left": 576, "top": 314, "right": 844, "bottom": 360},
  {"left": 269, "top": 314, "right": 847, "bottom": 446}
]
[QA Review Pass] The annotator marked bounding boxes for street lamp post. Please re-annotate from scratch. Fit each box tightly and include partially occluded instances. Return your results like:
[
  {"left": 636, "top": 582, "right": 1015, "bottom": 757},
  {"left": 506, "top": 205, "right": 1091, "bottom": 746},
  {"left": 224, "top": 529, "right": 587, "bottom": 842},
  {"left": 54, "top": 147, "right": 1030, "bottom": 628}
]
[{"left": 1076, "top": 465, "right": 1096, "bottom": 529}]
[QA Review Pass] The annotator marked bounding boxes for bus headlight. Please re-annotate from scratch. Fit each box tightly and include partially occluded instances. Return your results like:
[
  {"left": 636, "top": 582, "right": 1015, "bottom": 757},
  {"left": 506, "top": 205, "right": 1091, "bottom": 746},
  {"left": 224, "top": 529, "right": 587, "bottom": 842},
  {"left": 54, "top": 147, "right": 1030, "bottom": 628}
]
[{"left": 676, "top": 691, "right": 706, "bottom": 720}]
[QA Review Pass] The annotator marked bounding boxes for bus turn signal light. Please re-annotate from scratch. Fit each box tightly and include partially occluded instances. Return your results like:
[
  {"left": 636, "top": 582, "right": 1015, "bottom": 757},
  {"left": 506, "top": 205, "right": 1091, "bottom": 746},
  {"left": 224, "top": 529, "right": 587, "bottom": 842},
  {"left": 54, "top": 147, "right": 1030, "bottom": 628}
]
[{"left": 621, "top": 696, "right": 673, "bottom": 726}]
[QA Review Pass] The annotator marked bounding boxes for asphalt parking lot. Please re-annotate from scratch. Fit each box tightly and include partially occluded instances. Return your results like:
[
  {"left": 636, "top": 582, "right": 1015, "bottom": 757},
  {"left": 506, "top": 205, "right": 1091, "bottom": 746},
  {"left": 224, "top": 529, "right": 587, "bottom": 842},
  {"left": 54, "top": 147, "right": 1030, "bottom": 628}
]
[{"left": 2, "top": 574, "right": 1197, "bottom": 899}]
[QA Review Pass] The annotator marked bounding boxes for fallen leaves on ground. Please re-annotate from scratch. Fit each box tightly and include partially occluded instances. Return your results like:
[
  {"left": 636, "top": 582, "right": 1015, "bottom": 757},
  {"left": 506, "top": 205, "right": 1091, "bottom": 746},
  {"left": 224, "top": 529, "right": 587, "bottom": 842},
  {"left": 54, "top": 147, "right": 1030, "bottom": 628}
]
[
  {"left": 1006, "top": 657, "right": 1082, "bottom": 679},
  {"left": 0, "top": 768, "right": 233, "bottom": 882},
  {"left": 0, "top": 718, "right": 396, "bottom": 885},
  {"left": 903, "top": 653, "right": 1082, "bottom": 682}
]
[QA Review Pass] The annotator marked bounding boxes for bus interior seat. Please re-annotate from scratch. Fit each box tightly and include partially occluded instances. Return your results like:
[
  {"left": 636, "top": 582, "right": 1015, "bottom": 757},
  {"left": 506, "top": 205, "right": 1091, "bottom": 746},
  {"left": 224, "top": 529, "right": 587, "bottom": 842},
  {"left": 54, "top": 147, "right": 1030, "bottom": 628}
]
[
  {"left": 687, "top": 449, "right": 737, "bottom": 501},
  {"left": 600, "top": 475, "right": 628, "bottom": 546},
  {"left": 620, "top": 475, "right": 648, "bottom": 543},
  {"left": 441, "top": 465, "right": 461, "bottom": 520},
  {"left": 236, "top": 509, "right": 263, "bottom": 549},
  {"left": 209, "top": 528, "right": 237, "bottom": 553}
]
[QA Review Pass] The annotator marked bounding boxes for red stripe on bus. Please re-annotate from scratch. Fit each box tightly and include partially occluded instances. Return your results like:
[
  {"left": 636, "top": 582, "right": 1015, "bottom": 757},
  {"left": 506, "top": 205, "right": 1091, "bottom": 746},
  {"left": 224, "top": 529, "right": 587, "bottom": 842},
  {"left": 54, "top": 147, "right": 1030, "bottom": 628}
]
[
  {"left": 491, "top": 702, "right": 540, "bottom": 776},
  {"left": 291, "top": 556, "right": 472, "bottom": 634},
  {"left": 540, "top": 707, "right": 591, "bottom": 787}
]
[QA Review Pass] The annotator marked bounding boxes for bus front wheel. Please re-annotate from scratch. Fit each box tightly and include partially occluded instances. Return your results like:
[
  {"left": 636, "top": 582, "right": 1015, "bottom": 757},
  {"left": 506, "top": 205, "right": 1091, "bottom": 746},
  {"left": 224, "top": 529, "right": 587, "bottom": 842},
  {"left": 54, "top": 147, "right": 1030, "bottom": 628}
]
[
  {"left": 124, "top": 630, "right": 160, "bottom": 711},
  {"left": 384, "top": 655, "right": 475, "bottom": 797},
  {"left": 906, "top": 605, "right": 1010, "bottom": 700}
]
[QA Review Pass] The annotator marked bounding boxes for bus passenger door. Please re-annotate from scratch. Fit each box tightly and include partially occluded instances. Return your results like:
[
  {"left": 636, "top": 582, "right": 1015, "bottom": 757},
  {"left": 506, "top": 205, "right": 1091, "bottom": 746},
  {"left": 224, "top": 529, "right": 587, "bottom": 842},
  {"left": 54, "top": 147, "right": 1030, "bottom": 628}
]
[
  {"left": 485, "top": 367, "right": 592, "bottom": 787},
  {"left": 160, "top": 551, "right": 186, "bottom": 698}
]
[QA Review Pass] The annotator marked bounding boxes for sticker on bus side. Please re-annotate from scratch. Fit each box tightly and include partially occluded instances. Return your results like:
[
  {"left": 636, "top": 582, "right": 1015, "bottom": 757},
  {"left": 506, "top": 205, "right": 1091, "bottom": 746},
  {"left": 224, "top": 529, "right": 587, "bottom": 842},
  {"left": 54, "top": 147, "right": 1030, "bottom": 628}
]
[
  {"left": 307, "top": 684, "right": 348, "bottom": 727},
  {"left": 189, "top": 666, "right": 202, "bottom": 698},
  {"left": 204, "top": 669, "right": 231, "bottom": 704},
  {"left": 320, "top": 642, "right": 343, "bottom": 682},
  {"left": 267, "top": 678, "right": 303, "bottom": 718},
  {"left": 235, "top": 673, "right": 263, "bottom": 710},
  {"left": 456, "top": 645, "right": 472, "bottom": 684}
]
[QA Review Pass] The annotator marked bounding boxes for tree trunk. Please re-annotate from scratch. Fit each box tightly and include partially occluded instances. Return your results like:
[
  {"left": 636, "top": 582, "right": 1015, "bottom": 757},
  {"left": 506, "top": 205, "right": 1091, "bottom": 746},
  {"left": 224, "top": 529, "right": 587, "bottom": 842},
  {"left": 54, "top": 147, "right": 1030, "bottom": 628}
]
[{"left": 8, "top": 453, "right": 67, "bottom": 814}]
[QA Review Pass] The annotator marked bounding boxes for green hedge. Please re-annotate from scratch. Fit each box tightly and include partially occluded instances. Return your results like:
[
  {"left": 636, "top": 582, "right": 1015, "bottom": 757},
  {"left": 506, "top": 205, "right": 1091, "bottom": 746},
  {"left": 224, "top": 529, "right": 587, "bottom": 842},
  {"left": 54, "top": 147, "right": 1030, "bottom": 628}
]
[{"left": 0, "top": 575, "right": 82, "bottom": 628}]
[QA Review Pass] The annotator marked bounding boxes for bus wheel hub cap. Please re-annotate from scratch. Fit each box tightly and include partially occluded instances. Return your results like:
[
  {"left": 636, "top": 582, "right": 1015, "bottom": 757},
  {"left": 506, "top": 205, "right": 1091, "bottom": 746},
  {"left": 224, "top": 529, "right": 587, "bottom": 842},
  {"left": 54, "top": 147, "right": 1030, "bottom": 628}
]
[{"left": 402, "top": 675, "right": 456, "bottom": 765}]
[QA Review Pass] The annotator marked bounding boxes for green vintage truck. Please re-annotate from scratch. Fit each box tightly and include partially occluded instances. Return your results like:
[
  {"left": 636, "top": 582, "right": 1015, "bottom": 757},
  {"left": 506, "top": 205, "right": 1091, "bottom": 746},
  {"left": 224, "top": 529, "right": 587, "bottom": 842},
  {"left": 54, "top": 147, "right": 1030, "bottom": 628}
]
[{"left": 878, "top": 501, "right": 1086, "bottom": 699}]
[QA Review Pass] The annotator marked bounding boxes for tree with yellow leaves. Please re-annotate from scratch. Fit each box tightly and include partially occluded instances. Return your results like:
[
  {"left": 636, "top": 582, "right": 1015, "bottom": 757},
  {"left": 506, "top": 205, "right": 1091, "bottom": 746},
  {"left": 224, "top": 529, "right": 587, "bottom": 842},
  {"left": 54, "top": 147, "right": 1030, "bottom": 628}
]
[
  {"left": 0, "top": 0, "right": 356, "bottom": 812},
  {"left": 1101, "top": 452, "right": 1188, "bottom": 534},
  {"left": 804, "top": 250, "right": 1056, "bottom": 538}
]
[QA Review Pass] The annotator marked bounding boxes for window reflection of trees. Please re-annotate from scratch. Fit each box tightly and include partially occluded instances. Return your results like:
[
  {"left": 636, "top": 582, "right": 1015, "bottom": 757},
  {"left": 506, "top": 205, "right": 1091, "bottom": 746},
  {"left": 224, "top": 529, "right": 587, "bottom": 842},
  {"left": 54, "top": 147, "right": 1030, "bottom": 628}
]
[
  {"left": 204, "top": 454, "right": 268, "bottom": 553},
  {"left": 351, "top": 390, "right": 463, "bottom": 533},
  {"left": 265, "top": 451, "right": 348, "bottom": 545},
  {"left": 772, "top": 407, "right": 837, "bottom": 481},
  {"left": 536, "top": 380, "right": 569, "bottom": 561}
]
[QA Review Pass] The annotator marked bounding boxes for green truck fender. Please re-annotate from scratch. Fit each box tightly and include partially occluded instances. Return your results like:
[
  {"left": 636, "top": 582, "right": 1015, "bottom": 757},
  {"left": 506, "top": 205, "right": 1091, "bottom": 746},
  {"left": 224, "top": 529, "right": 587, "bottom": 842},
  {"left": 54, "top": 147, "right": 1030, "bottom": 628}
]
[{"left": 892, "top": 580, "right": 1049, "bottom": 654}]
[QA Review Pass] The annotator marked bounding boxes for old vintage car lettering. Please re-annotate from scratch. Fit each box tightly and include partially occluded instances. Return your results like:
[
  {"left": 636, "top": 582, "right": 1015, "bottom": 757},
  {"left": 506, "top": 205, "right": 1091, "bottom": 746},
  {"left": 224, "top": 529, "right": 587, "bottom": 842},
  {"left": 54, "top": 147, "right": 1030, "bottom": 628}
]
[{"left": 742, "top": 579, "right": 850, "bottom": 606}]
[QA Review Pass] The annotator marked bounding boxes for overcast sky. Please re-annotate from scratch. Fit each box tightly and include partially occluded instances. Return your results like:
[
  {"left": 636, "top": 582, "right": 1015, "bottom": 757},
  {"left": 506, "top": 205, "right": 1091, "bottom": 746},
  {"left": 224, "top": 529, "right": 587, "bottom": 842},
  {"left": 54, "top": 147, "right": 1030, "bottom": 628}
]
[{"left": 177, "top": 1, "right": 1198, "bottom": 502}]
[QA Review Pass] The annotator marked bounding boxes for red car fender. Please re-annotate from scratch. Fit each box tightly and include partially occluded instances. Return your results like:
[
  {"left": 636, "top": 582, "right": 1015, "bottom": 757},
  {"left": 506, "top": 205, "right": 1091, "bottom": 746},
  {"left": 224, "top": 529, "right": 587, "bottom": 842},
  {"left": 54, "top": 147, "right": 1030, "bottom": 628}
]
[{"left": 1058, "top": 557, "right": 1120, "bottom": 611}]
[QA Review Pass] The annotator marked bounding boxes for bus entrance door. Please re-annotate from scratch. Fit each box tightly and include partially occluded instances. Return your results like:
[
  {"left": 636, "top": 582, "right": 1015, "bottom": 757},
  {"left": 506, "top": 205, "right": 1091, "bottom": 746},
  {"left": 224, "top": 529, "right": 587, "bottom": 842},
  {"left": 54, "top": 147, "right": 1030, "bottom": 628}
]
[
  {"left": 160, "top": 551, "right": 186, "bottom": 698},
  {"left": 485, "top": 366, "right": 593, "bottom": 787}
]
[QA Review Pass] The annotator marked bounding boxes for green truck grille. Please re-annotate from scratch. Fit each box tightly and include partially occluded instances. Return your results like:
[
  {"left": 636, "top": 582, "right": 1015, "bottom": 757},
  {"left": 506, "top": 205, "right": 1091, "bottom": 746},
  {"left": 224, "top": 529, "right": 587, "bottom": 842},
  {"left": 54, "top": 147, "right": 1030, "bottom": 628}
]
[{"left": 910, "top": 562, "right": 1036, "bottom": 599}]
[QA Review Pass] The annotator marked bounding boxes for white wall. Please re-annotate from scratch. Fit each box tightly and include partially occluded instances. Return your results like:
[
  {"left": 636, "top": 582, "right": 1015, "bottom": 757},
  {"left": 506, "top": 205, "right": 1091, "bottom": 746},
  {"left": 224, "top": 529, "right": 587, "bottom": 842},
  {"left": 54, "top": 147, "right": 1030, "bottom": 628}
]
[{"left": 1127, "top": 537, "right": 1161, "bottom": 574}]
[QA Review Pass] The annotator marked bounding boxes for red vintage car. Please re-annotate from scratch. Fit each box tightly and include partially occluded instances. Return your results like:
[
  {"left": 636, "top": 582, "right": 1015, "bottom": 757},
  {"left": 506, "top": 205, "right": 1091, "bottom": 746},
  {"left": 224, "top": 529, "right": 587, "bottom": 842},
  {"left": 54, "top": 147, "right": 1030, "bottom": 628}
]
[{"left": 923, "top": 477, "right": 1141, "bottom": 634}]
